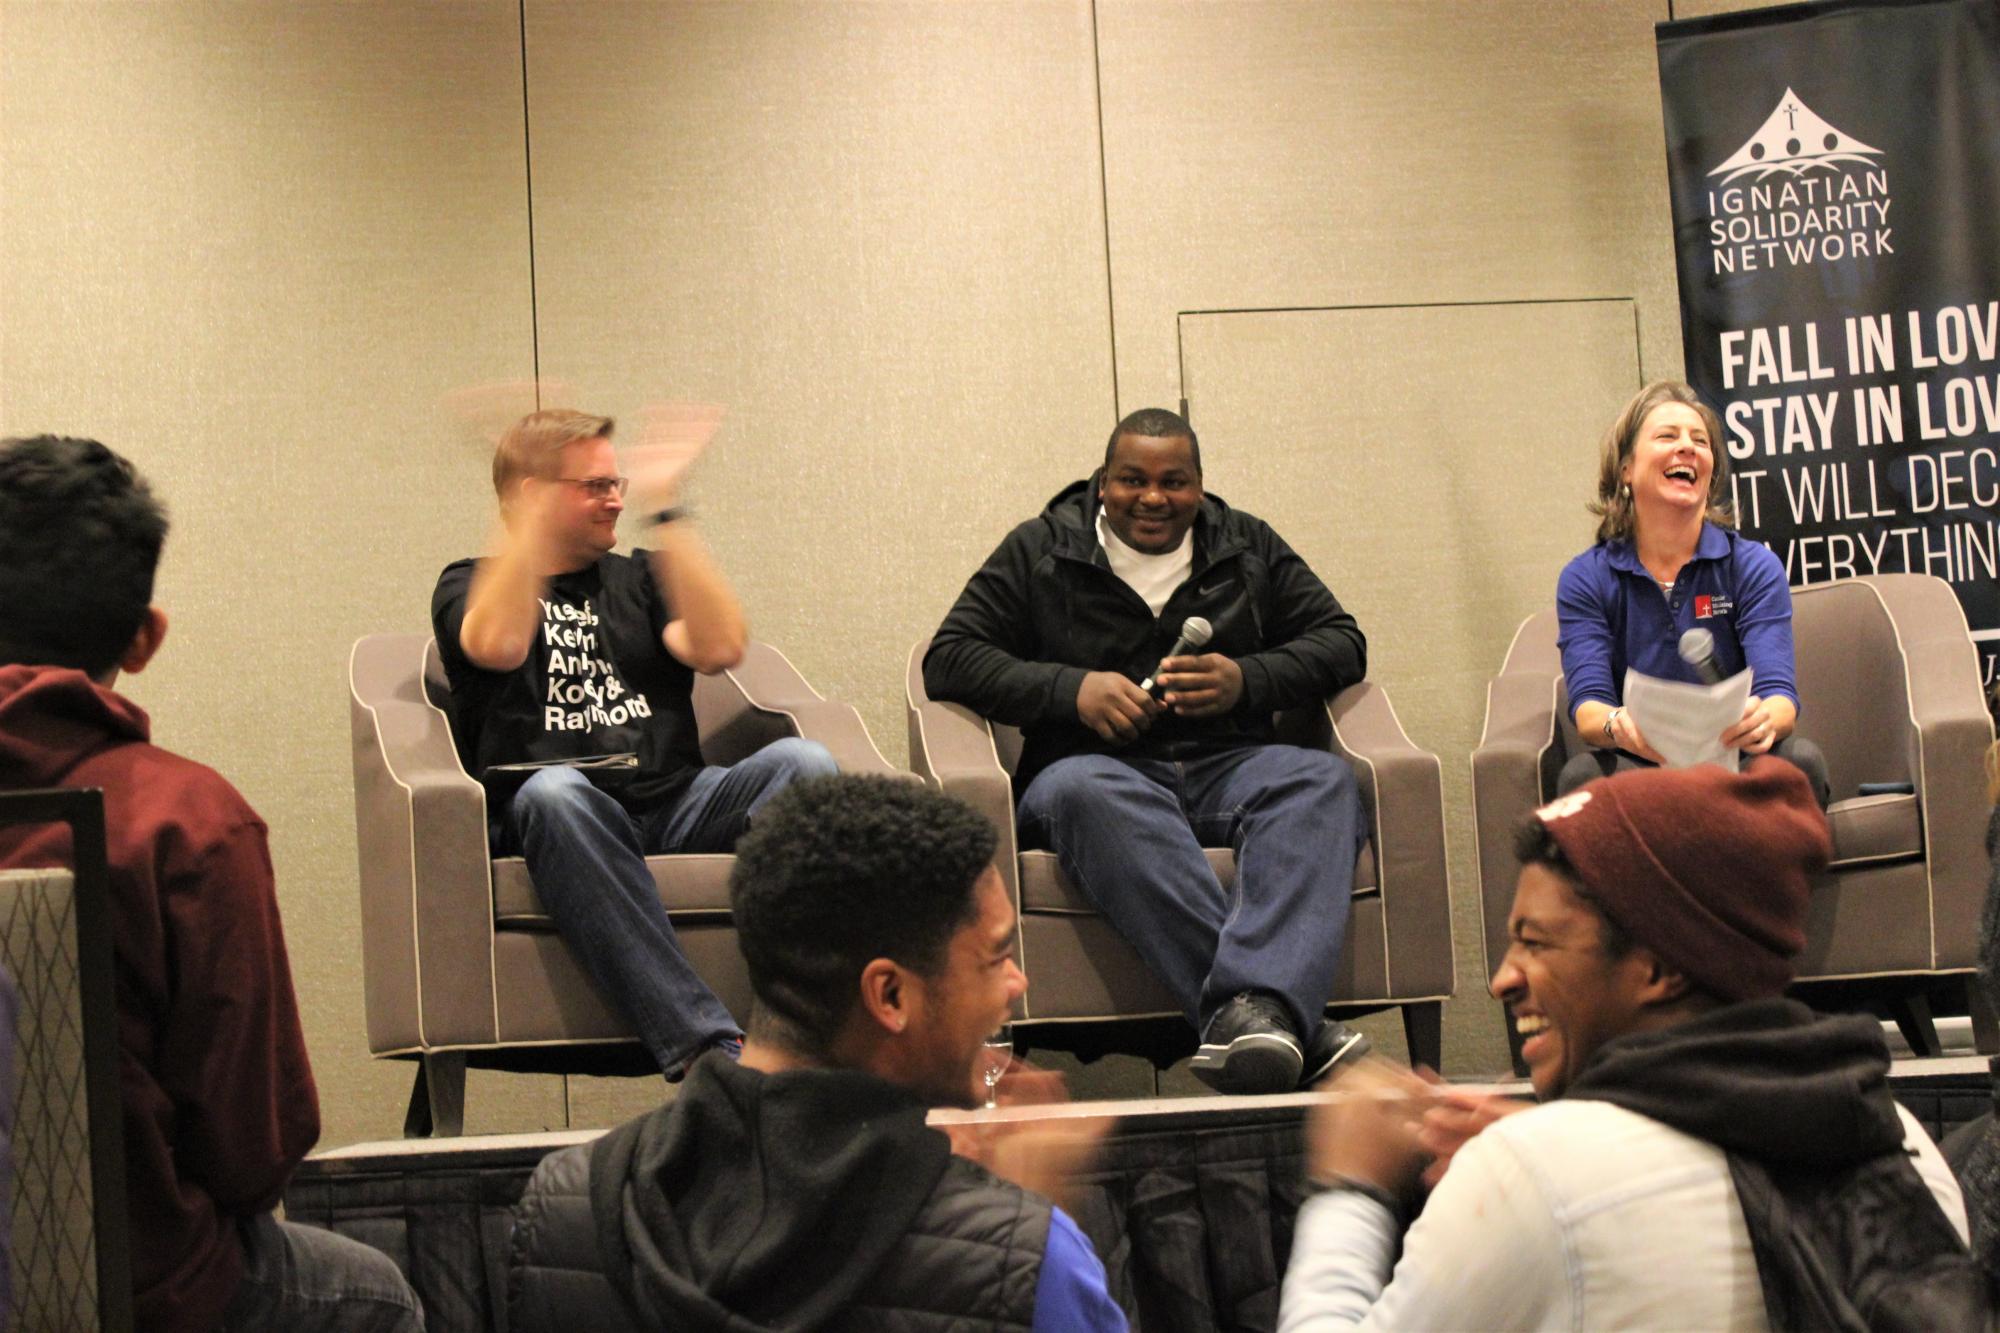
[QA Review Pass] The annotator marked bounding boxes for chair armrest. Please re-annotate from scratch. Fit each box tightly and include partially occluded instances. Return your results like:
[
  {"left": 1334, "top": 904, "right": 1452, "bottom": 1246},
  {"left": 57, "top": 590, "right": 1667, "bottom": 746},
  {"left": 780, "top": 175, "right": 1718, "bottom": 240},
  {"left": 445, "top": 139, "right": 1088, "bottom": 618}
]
[
  {"left": 351, "top": 641, "right": 499, "bottom": 1052},
  {"left": 1481, "top": 673, "right": 1564, "bottom": 754},
  {"left": 1871, "top": 576, "right": 1996, "bottom": 966},
  {"left": 1469, "top": 673, "right": 1561, "bottom": 983},
  {"left": 906, "top": 699, "right": 1021, "bottom": 899},
  {"left": 720, "top": 643, "right": 899, "bottom": 776},
  {"left": 1326, "top": 682, "right": 1429, "bottom": 798},
  {"left": 1327, "top": 682, "right": 1453, "bottom": 998}
]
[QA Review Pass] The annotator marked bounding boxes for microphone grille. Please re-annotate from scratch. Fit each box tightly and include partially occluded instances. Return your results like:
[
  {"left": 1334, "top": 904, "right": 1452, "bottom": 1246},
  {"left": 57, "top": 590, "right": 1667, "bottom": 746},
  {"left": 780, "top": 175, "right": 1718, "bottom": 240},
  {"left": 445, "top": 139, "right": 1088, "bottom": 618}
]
[
  {"left": 1181, "top": 616, "right": 1213, "bottom": 647},
  {"left": 1677, "top": 626, "right": 1715, "bottom": 665}
]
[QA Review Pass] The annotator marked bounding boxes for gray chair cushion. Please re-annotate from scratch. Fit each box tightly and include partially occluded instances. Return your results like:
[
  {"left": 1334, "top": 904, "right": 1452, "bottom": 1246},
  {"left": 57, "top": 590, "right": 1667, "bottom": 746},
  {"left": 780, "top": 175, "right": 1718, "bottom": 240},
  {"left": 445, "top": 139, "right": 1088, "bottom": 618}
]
[
  {"left": 1824, "top": 793, "right": 1923, "bottom": 867},
  {"left": 492, "top": 854, "right": 736, "bottom": 925}
]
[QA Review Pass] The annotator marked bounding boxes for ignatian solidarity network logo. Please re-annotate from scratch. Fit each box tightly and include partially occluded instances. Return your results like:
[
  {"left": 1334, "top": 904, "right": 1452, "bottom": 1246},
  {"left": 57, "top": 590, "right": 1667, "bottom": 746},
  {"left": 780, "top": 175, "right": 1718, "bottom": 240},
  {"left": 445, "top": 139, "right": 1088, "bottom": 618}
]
[{"left": 1704, "top": 87, "right": 1892, "bottom": 276}]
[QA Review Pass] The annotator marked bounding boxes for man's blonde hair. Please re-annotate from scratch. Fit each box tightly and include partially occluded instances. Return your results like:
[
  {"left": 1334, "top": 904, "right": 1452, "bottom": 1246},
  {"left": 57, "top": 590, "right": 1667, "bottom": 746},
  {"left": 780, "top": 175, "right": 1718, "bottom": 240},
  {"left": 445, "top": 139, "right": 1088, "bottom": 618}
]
[{"left": 492, "top": 409, "right": 614, "bottom": 497}]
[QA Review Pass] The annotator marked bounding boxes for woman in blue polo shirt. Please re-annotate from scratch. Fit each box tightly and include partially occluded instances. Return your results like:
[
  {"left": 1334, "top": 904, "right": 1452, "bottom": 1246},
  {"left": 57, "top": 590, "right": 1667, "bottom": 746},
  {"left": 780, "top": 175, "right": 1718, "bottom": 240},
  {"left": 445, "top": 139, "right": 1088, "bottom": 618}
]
[{"left": 1554, "top": 380, "right": 1829, "bottom": 804}]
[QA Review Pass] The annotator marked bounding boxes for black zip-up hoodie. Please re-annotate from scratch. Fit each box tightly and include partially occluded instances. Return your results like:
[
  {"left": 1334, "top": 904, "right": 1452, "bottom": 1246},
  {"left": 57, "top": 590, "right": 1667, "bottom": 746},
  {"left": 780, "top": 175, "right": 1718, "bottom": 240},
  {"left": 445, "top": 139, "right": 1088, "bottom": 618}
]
[
  {"left": 1565, "top": 998, "right": 1993, "bottom": 1331},
  {"left": 923, "top": 477, "right": 1365, "bottom": 792},
  {"left": 566, "top": 1057, "right": 1050, "bottom": 1331}
]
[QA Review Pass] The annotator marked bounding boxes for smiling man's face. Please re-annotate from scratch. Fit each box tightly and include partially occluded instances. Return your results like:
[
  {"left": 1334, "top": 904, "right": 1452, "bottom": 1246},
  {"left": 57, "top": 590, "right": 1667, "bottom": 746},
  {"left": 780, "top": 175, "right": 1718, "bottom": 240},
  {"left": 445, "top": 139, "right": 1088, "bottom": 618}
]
[
  {"left": 1099, "top": 432, "right": 1202, "bottom": 554},
  {"left": 1490, "top": 862, "right": 1656, "bottom": 1101}
]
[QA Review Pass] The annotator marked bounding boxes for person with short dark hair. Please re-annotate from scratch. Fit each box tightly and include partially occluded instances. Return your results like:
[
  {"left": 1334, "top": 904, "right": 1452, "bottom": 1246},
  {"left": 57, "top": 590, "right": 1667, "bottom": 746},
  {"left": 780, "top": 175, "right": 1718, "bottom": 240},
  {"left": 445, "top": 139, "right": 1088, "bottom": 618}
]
[
  {"left": 1280, "top": 760, "right": 1978, "bottom": 1331},
  {"left": 924, "top": 407, "right": 1371, "bottom": 1094},
  {"left": 507, "top": 775, "right": 1128, "bottom": 1332},
  {"left": 432, "top": 406, "right": 836, "bottom": 1080},
  {"left": 0, "top": 435, "right": 422, "bottom": 1332}
]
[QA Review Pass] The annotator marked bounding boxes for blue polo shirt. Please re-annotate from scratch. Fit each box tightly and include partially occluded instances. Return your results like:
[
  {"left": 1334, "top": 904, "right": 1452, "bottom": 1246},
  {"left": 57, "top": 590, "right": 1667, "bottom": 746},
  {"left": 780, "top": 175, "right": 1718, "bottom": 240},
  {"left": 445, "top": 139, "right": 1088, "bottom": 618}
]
[{"left": 1555, "top": 523, "right": 1799, "bottom": 723}]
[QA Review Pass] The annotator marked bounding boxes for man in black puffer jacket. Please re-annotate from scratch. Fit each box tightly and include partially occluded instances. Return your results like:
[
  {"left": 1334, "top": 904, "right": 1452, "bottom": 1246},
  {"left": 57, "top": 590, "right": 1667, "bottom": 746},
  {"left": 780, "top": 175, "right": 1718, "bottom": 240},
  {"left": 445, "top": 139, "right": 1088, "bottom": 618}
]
[
  {"left": 925, "top": 407, "right": 1370, "bottom": 1094},
  {"left": 508, "top": 775, "right": 1126, "bottom": 1332}
]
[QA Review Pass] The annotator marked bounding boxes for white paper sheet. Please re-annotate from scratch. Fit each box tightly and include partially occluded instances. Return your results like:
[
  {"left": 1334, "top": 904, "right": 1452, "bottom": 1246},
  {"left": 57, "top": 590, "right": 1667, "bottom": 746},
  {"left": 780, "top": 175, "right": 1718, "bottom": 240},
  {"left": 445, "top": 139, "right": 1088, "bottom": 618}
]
[{"left": 1620, "top": 667, "right": 1753, "bottom": 772}]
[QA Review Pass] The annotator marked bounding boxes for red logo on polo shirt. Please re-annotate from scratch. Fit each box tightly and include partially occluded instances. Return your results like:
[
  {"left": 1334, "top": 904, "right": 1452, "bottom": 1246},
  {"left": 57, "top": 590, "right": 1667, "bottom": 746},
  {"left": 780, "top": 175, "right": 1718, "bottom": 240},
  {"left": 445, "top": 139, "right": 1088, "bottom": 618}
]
[{"left": 1693, "top": 594, "right": 1734, "bottom": 619}]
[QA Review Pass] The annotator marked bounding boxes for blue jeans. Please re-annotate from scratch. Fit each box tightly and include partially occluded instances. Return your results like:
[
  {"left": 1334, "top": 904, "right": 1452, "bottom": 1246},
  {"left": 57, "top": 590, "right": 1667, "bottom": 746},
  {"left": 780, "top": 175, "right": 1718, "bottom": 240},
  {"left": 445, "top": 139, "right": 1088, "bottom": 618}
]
[
  {"left": 1017, "top": 745, "right": 1363, "bottom": 1040},
  {"left": 496, "top": 738, "right": 837, "bottom": 1074},
  {"left": 220, "top": 1214, "right": 422, "bottom": 1332}
]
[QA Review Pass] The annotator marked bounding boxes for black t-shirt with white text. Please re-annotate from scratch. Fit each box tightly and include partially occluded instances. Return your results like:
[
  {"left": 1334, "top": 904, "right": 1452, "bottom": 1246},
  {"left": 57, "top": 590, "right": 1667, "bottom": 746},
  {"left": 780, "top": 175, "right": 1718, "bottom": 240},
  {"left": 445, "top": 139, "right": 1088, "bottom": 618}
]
[{"left": 431, "top": 551, "right": 704, "bottom": 818}]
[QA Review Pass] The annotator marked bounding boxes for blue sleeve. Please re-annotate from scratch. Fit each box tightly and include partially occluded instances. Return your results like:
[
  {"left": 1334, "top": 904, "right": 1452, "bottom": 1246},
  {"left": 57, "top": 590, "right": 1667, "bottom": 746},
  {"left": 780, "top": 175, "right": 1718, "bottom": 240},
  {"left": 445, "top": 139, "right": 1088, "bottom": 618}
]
[
  {"left": 1728, "top": 538, "right": 1798, "bottom": 709},
  {"left": 1033, "top": 1206, "right": 1127, "bottom": 1333},
  {"left": 1554, "top": 550, "right": 1620, "bottom": 720}
]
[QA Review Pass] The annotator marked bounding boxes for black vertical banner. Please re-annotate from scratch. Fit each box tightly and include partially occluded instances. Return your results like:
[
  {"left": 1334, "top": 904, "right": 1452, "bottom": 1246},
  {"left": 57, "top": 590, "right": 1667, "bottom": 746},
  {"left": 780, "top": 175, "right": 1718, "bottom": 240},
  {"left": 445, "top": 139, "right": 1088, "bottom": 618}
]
[{"left": 1658, "top": 0, "right": 2000, "bottom": 695}]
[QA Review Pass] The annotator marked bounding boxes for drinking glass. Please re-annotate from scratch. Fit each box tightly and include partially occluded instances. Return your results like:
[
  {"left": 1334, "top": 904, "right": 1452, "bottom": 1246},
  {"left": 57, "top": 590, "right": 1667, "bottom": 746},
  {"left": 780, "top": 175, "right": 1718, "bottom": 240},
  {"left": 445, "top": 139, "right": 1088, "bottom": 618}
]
[{"left": 978, "top": 1024, "right": 1015, "bottom": 1108}]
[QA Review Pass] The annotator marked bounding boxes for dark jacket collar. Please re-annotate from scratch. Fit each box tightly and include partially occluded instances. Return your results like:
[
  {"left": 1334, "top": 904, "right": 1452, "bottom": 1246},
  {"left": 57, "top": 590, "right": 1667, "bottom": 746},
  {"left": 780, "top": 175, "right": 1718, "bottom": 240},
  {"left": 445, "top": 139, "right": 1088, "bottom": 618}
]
[
  {"left": 1563, "top": 997, "right": 1904, "bottom": 1169},
  {"left": 587, "top": 1056, "right": 954, "bottom": 1332}
]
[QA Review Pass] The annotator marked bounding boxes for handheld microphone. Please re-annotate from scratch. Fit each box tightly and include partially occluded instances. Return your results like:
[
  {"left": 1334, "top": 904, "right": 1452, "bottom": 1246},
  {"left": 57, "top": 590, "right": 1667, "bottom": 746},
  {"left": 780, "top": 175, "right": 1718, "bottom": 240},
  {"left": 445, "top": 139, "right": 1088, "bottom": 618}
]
[
  {"left": 1678, "top": 627, "right": 1725, "bottom": 685},
  {"left": 1140, "top": 616, "right": 1213, "bottom": 699}
]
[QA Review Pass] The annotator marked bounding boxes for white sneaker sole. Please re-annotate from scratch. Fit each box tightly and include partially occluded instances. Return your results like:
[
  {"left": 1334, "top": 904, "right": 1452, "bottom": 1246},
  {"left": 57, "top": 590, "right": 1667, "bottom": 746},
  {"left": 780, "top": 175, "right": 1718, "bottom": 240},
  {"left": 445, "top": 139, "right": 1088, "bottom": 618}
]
[{"left": 1189, "top": 1031, "right": 1305, "bottom": 1095}]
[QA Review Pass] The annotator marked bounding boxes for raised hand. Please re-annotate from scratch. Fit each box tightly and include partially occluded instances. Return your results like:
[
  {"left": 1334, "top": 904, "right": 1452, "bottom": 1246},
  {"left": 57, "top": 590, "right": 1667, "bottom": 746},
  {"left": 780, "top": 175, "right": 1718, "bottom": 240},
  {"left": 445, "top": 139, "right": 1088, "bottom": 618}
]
[
  {"left": 628, "top": 401, "right": 726, "bottom": 509},
  {"left": 440, "top": 378, "right": 576, "bottom": 444}
]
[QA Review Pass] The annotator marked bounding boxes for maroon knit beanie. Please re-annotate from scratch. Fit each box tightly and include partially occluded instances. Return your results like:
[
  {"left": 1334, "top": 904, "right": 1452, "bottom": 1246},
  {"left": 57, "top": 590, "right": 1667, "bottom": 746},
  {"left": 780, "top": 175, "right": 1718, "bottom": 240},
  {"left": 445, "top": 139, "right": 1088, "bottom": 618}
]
[{"left": 1530, "top": 757, "right": 1832, "bottom": 1001}]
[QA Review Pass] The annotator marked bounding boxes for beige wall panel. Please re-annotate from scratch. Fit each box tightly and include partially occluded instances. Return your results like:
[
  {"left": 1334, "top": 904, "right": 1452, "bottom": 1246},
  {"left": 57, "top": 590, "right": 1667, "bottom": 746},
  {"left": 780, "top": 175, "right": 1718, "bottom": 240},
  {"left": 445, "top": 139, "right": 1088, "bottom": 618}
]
[
  {"left": 1097, "top": 0, "right": 1681, "bottom": 409},
  {"left": 522, "top": 1, "right": 1117, "bottom": 762},
  {"left": 1180, "top": 300, "right": 1641, "bottom": 1073},
  {"left": 0, "top": 2, "right": 561, "bottom": 1145},
  {"left": 1676, "top": 0, "right": 1792, "bottom": 18}
]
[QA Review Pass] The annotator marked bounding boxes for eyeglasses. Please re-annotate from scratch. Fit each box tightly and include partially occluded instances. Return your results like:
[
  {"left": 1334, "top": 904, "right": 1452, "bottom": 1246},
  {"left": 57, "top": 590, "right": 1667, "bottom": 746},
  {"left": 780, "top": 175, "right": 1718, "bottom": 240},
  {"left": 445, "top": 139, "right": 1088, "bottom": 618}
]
[{"left": 554, "top": 476, "right": 629, "bottom": 500}]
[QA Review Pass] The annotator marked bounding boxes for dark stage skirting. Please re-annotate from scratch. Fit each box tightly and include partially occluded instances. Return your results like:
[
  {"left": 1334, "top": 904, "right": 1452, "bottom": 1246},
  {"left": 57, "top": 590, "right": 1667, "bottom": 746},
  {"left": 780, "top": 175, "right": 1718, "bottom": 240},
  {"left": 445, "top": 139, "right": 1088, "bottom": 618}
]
[{"left": 283, "top": 1069, "right": 1994, "bottom": 1333}]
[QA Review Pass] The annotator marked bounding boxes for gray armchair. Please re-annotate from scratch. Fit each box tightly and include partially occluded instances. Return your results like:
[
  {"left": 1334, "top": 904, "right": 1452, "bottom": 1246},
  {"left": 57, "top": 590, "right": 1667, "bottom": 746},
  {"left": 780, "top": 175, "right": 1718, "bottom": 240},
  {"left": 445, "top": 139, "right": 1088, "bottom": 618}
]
[
  {"left": 1471, "top": 574, "right": 1995, "bottom": 1066},
  {"left": 349, "top": 633, "right": 897, "bottom": 1135},
  {"left": 905, "top": 640, "right": 1455, "bottom": 1069}
]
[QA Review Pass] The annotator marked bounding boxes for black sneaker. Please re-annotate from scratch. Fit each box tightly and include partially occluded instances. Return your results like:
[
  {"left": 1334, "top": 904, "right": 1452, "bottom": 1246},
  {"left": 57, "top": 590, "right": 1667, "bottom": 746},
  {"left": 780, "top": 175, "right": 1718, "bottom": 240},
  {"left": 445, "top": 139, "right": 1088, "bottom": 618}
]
[
  {"left": 1298, "top": 1020, "right": 1371, "bottom": 1088},
  {"left": 1189, "top": 993, "right": 1304, "bottom": 1094}
]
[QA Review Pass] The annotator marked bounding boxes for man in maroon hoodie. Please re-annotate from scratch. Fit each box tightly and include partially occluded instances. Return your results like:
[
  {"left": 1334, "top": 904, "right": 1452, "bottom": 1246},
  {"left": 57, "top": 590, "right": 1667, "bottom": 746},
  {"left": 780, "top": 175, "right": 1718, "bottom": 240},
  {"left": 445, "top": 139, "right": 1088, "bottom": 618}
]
[{"left": 0, "top": 436, "right": 422, "bottom": 1332}]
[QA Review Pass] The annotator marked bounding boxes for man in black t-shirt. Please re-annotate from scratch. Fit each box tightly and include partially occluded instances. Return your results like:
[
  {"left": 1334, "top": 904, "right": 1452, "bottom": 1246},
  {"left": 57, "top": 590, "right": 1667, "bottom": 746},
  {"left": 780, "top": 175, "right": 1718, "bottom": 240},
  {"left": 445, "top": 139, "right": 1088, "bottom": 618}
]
[{"left": 432, "top": 406, "right": 834, "bottom": 1078}]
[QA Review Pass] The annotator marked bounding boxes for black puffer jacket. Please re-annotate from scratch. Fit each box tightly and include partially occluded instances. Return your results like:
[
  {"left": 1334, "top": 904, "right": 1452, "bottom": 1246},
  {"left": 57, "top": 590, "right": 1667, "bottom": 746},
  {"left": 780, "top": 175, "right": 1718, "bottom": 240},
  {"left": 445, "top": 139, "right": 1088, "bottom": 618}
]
[
  {"left": 923, "top": 478, "right": 1365, "bottom": 792},
  {"left": 508, "top": 1057, "right": 1052, "bottom": 1332}
]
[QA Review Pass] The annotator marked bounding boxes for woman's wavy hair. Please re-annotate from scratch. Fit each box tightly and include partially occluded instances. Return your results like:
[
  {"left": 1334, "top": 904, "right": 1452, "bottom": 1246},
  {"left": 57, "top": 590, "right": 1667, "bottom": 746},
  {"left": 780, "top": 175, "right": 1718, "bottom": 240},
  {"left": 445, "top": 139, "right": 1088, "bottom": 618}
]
[{"left": 1589, "top": 380, "right": 1735, "bottom": 544}]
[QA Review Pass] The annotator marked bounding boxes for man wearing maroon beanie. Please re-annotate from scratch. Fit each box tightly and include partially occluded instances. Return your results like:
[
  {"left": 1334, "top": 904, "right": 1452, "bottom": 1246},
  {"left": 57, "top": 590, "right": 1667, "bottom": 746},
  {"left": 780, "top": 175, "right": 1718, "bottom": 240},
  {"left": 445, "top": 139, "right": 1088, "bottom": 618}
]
[{"left": 1282, "top": 759, "right": 1991, "bottom": 1332}]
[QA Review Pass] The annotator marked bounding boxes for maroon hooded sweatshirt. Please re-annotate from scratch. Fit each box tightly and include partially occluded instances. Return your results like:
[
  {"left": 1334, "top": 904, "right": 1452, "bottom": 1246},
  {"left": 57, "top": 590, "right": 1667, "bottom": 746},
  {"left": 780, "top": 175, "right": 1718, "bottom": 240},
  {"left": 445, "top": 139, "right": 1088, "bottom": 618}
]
[{"left": 0, "top": 664, "right": 318, "bottom": 1332}]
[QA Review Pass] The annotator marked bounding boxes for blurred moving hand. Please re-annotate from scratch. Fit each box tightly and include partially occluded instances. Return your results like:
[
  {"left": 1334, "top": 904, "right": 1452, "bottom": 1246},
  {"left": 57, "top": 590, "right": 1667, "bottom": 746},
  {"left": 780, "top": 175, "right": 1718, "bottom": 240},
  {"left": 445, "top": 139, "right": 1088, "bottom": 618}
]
[
  {"left": 1305, "top": 1058, "right": 1436, "bottom": 1196},
  {"left": 1413, "top": 1073, "right": 1529, "bottom": 1190},
  {"left": 629, "top": 401, "right": 725, "bottom": 509},
  {"left": 944, "top": 1061, "right": 1115, "bottom": 1214}
]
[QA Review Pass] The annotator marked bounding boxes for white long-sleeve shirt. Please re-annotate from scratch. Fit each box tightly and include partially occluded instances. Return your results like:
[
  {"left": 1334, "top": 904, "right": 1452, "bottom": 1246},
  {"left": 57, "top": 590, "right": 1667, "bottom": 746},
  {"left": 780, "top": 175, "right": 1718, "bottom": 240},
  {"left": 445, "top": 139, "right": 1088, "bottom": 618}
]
[{"left": 1280, "top": 1100, "right": 1967, "bottom": 1331}]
